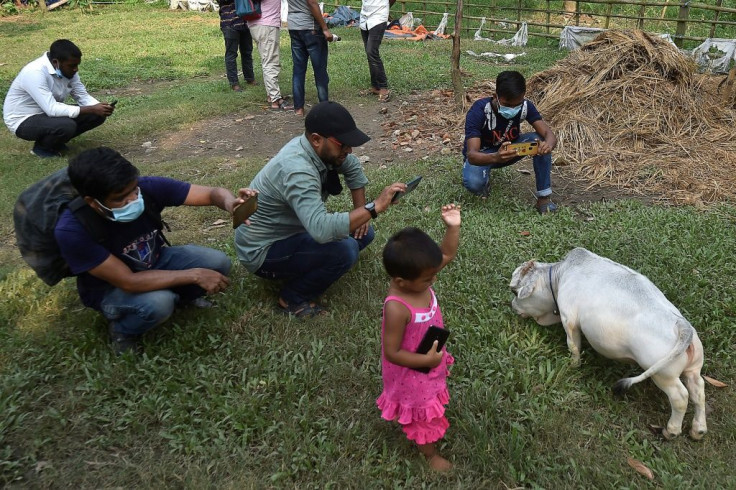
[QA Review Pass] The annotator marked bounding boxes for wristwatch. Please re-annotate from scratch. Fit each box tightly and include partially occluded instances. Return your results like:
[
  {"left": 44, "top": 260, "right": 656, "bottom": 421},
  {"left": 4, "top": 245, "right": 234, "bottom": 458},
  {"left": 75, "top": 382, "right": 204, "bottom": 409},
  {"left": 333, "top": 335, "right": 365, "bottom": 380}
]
[{"left": 364, "top": 201, "right": 377, "bottom": 219}]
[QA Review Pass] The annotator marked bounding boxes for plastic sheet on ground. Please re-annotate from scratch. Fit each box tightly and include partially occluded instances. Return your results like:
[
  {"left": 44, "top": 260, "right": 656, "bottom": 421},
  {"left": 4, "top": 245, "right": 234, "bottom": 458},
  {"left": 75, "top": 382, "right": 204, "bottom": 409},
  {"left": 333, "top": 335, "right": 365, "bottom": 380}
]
[
  {"left": 474, "top": 18, "right": 528, "bottom": 46},
  {"left": 466, "top": 51, "right": 526, "bottom": 62},
  {"left": 559, "top": 26, "right": 605, "bottom": 50},
  {"left": 325, "top": 5, "right": 359, "bottom": 27},
  {"left": 692, "top": 38, "right": 736, "bottom": 73},
  {"left": 384, "top": 12, "right": 450, "bottom": 41},
  {"left": 434, "top": 13, "right": 449, "bottom": 36}
]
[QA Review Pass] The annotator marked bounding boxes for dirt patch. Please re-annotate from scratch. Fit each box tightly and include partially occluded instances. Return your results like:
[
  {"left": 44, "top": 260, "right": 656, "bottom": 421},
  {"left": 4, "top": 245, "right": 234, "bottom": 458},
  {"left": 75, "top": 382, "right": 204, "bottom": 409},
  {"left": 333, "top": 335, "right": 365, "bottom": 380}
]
[{"left": 119, "top": 90, "right": 621, "bottom": 209}]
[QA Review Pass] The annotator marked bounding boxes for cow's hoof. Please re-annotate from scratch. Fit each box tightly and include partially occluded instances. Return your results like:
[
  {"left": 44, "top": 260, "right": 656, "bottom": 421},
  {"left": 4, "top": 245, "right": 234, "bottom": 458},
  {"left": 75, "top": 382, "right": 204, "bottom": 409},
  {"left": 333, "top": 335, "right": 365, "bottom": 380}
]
[
  {"left": 662, "top": 428, "right": 680, "bottom": 440},
  {"left": 690, "top": 428, "right": 707, "bottom": 441}
]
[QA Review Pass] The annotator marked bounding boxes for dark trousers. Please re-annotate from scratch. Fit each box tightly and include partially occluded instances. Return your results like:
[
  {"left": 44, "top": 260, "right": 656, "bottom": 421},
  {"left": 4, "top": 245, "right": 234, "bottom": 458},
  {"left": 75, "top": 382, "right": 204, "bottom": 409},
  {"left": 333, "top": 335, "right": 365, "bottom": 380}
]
[
  {"left": 223, "top": 26, "right": 255, "bottom": 86},
  {"left": 361, "top": 23, "right": 389, "bottom": 90},
  {"left": 15, "top": 113, "right": 106, "bottom": 151},
  {"left": 254, "top": 227, "right": 374, "bottom": 305}
]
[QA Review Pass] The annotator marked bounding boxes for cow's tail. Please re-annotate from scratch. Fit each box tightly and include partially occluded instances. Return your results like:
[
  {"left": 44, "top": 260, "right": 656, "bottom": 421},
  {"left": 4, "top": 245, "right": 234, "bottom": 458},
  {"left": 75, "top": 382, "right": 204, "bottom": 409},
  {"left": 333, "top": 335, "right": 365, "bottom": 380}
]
[{"left": 613, "top": 318, "right": 694, "bottom": 396}]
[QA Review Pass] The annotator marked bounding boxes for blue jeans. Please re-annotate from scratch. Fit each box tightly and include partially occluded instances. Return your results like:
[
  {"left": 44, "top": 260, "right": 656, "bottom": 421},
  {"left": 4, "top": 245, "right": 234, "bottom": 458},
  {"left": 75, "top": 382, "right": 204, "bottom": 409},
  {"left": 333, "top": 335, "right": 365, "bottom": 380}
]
[
  {"left": 254, "top": 227, "right": 375, "bottom": 305},
  {"left": 289, "top": 29, "right": 329, "bottom": 111},
  {"left": 100, "top": 245, "right": 231, "bottom": 336},
  {"left": 462, "top": 132, "right": 552, "bottom": 197},
  {"left": 222, "top": 26, "right": 255, "bottom": 86}
]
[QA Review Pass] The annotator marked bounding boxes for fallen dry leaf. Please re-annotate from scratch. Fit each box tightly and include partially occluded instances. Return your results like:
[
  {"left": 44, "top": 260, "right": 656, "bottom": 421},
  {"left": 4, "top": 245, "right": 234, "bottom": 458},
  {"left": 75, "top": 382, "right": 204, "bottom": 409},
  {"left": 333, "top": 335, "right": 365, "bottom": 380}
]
[
  {"left": 520, "top": 231, "right": 531, "bottom": 236},
  {"left": 627, "top": 457, "right": 654, "bottom": 480},
  {"left": 211, "top": 219, "right": 227, "bottom": 226},
  {"left": 703, "top": 375, "right": 727, "bottom": 388},
  {"left": 648, "top": 424, "right": 664, "bottom": 436},
  {"left": 235, "top": 146, "right": 244, "bottom": 151},
  {"left": 516, "top": 169, "right": 532, "bottom": 175}
]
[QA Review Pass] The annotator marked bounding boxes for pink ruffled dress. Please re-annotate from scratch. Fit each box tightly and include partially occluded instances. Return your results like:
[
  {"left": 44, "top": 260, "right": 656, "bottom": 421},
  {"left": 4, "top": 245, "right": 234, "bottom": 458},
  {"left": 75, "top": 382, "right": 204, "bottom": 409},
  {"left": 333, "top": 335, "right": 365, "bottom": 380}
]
[{"left": 376, "top": 288, "right": 455, "bottom": 444}]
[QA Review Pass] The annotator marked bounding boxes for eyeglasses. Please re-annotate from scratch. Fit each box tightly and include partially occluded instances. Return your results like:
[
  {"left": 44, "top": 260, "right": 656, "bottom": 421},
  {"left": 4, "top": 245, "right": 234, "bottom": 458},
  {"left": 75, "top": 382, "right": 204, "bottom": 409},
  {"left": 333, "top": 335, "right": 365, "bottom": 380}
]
[{"left": 327, "top": 136, "right": 345, "bottom": 149}]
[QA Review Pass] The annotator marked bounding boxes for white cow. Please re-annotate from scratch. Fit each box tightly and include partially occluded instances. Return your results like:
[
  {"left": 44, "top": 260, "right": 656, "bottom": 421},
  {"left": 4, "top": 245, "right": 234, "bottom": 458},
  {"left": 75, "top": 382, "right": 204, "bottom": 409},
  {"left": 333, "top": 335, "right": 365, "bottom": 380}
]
[{"left": 509, "top": 247, "right": 707, "bottom": 440}]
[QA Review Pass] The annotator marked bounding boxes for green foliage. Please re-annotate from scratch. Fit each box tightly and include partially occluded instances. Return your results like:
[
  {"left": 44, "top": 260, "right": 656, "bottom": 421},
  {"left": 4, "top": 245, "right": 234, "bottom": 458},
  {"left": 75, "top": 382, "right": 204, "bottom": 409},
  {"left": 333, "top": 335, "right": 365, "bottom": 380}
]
[{"left": 1, "top": 4, "right": 735, "bottom": 488}]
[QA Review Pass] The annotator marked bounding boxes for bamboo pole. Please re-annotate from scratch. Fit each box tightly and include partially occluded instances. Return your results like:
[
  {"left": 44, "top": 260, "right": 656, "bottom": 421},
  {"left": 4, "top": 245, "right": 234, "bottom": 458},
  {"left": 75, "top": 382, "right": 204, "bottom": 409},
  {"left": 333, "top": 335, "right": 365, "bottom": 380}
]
[
  {"left": 451, "top": 0, "right": 464, "bottom": 112},
  {"left": 710, "top": 0, "right": 723, "bottom": 38},
  {"left": 675, "top": 0, "right": 689, "bottom": 48}
]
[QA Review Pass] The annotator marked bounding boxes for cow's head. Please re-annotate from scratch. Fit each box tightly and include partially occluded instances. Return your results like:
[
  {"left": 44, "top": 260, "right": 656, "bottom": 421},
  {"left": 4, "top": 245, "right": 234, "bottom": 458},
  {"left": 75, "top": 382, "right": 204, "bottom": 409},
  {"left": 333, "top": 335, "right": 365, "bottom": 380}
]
[{"left": 509, "top": 260, "right": 561, "bottom": 326}]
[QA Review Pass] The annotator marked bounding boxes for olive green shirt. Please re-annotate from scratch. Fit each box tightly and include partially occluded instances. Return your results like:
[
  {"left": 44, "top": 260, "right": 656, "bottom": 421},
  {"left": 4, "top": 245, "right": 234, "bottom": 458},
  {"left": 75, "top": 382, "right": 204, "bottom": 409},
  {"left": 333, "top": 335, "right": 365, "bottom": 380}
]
[{"left": 235, "top": 134, "right": 370, "bottom": 272}]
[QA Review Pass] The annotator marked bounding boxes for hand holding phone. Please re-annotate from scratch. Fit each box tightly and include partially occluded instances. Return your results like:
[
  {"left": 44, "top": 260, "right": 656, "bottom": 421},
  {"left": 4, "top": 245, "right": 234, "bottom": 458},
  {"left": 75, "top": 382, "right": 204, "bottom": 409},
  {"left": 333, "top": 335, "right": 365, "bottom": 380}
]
[
  {"left": 232, "top": 195, "right": 258, "bottom": 228},
  {"left": 412, "top": 326, "right": 450, "bottom": 373},
  {"left": 506, "top": 141, "right": 538, "bottom": 156},
  {"left": 392, "top": 176, "right": 423, "bottom": 203},
  {"left": 109, "top": 100, "right": 118, "bottom": 107}
]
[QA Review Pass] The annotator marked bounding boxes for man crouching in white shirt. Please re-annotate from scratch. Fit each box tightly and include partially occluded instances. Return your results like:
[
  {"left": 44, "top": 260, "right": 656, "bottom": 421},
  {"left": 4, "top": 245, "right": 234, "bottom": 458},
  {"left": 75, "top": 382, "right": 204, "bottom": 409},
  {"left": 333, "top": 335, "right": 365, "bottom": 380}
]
[{"left": 3, "top": 39, "right": 115, "bottom": 158}]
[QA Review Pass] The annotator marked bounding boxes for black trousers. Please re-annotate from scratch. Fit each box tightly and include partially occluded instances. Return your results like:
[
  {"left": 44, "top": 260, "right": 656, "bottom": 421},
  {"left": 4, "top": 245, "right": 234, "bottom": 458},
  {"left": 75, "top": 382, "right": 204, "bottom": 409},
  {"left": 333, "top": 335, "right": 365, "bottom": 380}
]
[{"left": 15, "top": 113, "right": 106, "bottom": 151}]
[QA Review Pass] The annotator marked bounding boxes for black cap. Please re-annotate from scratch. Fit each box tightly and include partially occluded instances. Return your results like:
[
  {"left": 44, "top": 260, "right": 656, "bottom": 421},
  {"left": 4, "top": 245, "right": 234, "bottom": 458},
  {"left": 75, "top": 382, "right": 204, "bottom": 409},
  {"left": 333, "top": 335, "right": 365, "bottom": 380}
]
[{"left": 304, "top": 101, "right": 371, "bottom": 147}]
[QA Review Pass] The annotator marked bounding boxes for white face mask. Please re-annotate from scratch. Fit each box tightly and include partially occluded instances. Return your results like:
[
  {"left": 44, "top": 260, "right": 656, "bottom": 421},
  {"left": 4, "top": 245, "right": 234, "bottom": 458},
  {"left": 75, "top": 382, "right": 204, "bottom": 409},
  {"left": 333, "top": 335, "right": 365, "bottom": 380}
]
[{"left": 53, "top": 62, "right": 64, "bottom": 79}]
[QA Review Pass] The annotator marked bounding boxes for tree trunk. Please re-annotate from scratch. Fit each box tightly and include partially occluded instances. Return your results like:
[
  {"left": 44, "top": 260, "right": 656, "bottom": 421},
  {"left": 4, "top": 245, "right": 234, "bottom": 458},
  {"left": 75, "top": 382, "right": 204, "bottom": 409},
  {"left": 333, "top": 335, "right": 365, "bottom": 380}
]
[{"left": 451, "top": 0, "right": 464, "bottom": 112}]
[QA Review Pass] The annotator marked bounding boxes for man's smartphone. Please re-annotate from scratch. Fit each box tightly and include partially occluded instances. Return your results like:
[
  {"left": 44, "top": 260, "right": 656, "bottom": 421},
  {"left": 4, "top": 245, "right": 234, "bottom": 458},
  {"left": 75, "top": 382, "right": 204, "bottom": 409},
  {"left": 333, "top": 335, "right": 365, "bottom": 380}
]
[
  {"left": 411, "top": 326, "right": 450, "bottom": 374},
  {"left": 392, "top": 176, "right": 423, "bottom": 203},
  {"left": 232, "top": 195, "right": 258, "bottom": 229},
  {"left": 109, "top": 100, "right": 118, "bottom": 107},
  {"left": 505, "top": 141, "right": 538, "bottom": 156}
]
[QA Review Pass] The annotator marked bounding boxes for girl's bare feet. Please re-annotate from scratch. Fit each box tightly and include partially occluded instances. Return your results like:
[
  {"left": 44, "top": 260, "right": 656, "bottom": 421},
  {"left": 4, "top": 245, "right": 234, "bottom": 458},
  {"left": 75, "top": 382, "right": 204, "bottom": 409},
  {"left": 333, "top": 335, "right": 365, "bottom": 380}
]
[{"left": 418, "top": 443, "right": 452, "bottom": 472}]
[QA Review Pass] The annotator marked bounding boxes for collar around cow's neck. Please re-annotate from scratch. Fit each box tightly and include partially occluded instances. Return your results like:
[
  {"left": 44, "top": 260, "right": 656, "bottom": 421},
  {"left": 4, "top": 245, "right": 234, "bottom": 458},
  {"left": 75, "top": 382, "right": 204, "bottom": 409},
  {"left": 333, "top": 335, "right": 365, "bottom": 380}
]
[{"left": 548, "top": 265, "right": 560, "bottom": 316}]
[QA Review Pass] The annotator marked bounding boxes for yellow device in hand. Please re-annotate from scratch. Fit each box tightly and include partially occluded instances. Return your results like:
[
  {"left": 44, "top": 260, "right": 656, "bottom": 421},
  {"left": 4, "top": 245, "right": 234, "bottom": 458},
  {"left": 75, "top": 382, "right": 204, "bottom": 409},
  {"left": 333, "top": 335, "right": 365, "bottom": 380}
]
[{"left": 505, "top": 141, "right": 539, "bottom": 156}]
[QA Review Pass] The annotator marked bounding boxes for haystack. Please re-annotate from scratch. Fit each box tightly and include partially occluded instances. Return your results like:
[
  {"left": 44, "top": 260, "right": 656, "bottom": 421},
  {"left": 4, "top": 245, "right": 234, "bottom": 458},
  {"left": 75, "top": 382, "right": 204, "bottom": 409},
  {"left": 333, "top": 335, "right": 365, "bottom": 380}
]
[{"left": 527, "top": 30, "right": 736, "bottom": 205}]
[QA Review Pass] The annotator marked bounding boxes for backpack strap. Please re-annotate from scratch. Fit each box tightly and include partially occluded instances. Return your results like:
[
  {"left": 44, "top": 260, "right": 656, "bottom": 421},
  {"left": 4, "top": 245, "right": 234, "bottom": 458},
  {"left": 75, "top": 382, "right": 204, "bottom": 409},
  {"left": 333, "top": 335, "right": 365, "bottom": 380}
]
[{"left": 68, "top": 196, "right": 108, "bottom": 245}]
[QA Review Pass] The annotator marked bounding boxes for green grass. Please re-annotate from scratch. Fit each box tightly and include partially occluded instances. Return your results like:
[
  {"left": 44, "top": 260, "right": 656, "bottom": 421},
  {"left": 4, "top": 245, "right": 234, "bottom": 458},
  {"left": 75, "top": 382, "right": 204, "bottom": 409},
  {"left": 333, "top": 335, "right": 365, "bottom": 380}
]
[{"left": 2, "top": 5, "right": 736, "bottom": 488}]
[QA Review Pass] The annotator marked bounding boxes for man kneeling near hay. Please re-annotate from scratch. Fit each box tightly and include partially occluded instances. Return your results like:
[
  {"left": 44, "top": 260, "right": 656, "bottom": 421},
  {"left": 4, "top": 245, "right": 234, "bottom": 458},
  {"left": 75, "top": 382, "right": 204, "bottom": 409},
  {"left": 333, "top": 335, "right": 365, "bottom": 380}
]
[{"left": 462, "top": 70, "right": 558, "bottom": 214}]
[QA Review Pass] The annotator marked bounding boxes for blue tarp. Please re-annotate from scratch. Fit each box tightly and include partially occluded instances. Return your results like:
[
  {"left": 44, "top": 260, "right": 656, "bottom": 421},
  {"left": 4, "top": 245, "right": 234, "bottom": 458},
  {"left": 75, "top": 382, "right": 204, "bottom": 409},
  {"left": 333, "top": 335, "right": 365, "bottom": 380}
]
[{"left": 325, "top": 5, "right": 359, "bottom": 27}]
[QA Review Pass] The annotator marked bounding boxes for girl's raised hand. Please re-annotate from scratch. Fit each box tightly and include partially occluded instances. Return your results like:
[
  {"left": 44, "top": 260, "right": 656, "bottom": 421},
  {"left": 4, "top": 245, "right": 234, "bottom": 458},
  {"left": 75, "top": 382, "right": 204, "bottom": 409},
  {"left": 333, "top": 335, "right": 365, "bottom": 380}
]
[
  {"left": 441, "top": 204, "right": 461, "bottom": 227},
  {"left": 424, "top": 340, "right": 444, "bottom": 369}
]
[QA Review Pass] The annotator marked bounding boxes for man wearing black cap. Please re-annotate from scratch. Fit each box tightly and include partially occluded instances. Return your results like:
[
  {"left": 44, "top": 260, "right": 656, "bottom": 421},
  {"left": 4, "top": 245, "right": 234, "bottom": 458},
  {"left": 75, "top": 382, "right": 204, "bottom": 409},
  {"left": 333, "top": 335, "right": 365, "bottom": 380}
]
[{"left": 234, "top": 101, "right": 405, "bottom": 317}]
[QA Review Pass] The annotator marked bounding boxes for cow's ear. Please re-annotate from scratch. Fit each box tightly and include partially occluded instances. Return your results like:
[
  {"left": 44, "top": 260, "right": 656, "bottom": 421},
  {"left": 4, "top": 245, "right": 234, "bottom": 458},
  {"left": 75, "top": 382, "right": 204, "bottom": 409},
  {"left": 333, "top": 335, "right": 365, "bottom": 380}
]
[
  {"left": 520, "top": 260, "right": 537, "bottom": 277},
  {"left": 516, "top": 277, "right": 537, "bottom": 299}
]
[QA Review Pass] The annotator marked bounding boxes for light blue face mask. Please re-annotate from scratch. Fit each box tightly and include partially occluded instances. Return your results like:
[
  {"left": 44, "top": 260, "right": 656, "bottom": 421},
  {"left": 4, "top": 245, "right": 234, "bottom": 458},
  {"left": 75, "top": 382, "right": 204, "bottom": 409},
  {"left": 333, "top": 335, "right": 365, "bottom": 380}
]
[
  {"left": 52, "top": 61, "right": 64, "bottom": 79},
  {"left": 96, "top": 189, "right": 145, "bottom": 223},
  {"left": 498, "top": 102, "right": 523, "bottom": 119}
]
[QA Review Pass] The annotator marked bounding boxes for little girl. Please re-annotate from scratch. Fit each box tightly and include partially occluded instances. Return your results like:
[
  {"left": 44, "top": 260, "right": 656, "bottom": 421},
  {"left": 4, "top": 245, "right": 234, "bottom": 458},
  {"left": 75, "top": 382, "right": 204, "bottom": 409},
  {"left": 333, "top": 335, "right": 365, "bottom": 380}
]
[{"left": 376, "top": 204, "right": 461, "bottom": 472}]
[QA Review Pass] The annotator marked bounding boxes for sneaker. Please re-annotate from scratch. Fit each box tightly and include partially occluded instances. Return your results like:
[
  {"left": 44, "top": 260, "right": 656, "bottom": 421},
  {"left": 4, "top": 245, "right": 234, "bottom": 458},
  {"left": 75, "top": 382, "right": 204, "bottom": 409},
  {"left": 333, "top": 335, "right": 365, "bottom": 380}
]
[
  {"left": 30, "top": 146, "right": 61, "bottom": 158},
  {"left": 108, "top": 323, "right": 142, "bottom": 355}
]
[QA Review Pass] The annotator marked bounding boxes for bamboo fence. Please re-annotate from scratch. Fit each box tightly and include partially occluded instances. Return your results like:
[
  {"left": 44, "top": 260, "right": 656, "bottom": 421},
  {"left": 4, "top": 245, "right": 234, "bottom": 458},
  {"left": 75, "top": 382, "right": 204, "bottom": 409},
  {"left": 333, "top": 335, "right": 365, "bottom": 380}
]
[{"left": 327, "top": 0, "right": 736, "bottom": 47}]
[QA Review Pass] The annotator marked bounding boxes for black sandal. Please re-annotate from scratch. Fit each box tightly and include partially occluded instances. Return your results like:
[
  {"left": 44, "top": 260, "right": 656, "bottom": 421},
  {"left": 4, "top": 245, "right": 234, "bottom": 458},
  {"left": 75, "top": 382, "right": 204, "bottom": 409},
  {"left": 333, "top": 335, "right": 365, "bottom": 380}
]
[{"left": 277, "top": 301, "right": 327, "bottom": 318}]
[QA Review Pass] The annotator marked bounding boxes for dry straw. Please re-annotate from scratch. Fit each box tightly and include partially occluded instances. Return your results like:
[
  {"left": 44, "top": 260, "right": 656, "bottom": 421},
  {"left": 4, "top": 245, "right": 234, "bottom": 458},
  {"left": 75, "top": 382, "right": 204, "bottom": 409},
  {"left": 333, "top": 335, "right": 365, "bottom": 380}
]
[{"left": 527, "top": 29, "right": 736, "bottom": 205}]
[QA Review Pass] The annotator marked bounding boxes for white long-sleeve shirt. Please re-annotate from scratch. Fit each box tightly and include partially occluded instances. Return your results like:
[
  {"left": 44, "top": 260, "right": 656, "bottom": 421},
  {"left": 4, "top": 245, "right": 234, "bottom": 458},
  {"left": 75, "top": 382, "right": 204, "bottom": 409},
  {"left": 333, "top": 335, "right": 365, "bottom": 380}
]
[
  {"left": 360, "top": 0, "right": 390, "bottom": 31},
  {"left": 3, "top": 52, "right": 99, "bottom": 134}
]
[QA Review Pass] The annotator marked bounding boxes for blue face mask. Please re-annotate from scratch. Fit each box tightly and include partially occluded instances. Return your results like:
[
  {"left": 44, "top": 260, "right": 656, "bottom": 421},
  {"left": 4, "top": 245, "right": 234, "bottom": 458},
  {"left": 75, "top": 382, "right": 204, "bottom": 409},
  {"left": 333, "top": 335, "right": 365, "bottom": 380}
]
[
  {"left": 498, "top": 102, "right": 523, "bottom": 119},
  {"left": 96, "top": 189, "right": 145, "bottom": 223}
]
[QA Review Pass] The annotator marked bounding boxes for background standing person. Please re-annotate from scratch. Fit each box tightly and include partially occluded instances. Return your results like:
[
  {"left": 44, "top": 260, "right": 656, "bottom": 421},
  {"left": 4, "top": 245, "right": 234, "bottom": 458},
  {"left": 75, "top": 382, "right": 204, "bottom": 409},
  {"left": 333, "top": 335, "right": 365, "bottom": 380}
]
[
  {"left": 360, "top": 0, "right": 394, "bottom": 102},
  {"left": 248, "top": 0, "right": 293, "bottom": 110},
  {"left": 217, "top": 0, "right": 256, "bottom": 92},
  {"left": 287, "top": 0, "right": 333, "bottom": 116},
  {"left": 3, "top": 39, "right": 114, "bottom": 158}
]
